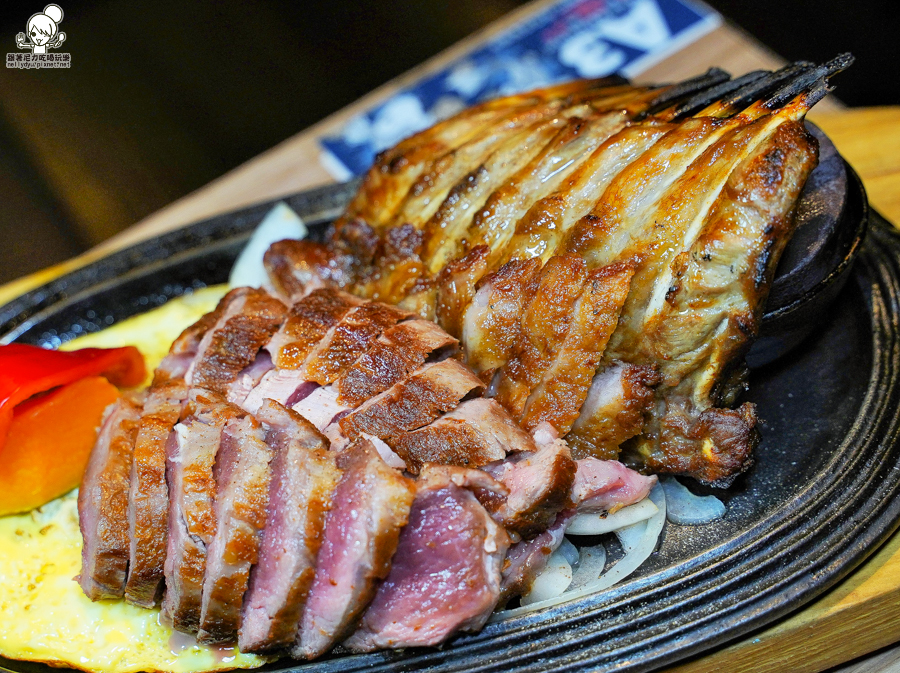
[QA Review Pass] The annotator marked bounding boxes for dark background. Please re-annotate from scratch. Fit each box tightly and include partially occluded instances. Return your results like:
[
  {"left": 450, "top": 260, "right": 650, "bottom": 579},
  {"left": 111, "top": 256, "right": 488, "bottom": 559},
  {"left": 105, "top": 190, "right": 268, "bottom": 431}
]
[{"left": 0, "top": 0, "right": 896, "bottom": 285}]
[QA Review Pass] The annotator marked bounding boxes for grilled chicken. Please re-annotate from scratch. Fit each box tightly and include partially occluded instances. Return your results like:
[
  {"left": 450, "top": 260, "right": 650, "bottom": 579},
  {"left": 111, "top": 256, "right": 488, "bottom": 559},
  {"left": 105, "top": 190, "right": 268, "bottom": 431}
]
[{"left": 265, "top": 57, "right": 851, "bottom": 484}]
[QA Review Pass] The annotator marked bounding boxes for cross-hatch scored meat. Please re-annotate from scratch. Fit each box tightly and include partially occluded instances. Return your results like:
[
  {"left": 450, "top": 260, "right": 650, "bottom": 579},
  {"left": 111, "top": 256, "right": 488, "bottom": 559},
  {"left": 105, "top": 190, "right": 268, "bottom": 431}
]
[{"left": 265, "top": 57, "right": 852, "bottom": 485}]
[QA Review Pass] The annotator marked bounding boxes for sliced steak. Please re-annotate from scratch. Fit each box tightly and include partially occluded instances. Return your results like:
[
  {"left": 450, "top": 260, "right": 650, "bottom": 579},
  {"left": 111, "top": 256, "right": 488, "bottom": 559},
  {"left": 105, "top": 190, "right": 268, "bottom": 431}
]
[
  {"left": 267, "top": 289, "right": 362, "bottom": 369},
  {"left": 125, "top": 379, "right": 189, "bottom": 608},
  {"left": 295, "top": 439, "right": 415, "bottom": 660},
  {"left": 198, "top": 413, "right": 275, "bottom": 644},
  {"left": 335, "top": 319, "right": 458, "bottom": 406},
  {"left": 291, "top": 385, "right": 351, "bottom": 431},
  {"left": 78, "top": 395, "right": 143, "bottom": 601},
  {"left": 338, "top": 359, "right": 484, "bottom": 447},
  {"left": 153, "top": 302, "right": 226, "bottom": 385},
  {"left": 498, "top": 510, "right": 573, "bottom": 606},
  {"left": 227, "top": 352, "right": 274, "bottom": 406},
  {"left": 240, "top": 401, "right": 341, "bottom": 653},
  {"left": 571, "top": 458, "right": 657, "bottom": 513},
  {"left": 392, "top": 398, "right": 532, "bottom": 475},
  {"left": 304, "top": 301, "right": 411, "bottom": 385},
  {"left": 479, "top": 423, "right": 577, "bottom": 538},
  {"left": 241, "top": 368, "right": 314, "bottom": 415},
  {"left": 162, "top": 389, "right": 243, "bottom": 633},
  {"left": 346, "top": 466, "right": 510, "bottom": 651},
  {"left": 186, "top": 287, "right": 287, "bottom": 393}
]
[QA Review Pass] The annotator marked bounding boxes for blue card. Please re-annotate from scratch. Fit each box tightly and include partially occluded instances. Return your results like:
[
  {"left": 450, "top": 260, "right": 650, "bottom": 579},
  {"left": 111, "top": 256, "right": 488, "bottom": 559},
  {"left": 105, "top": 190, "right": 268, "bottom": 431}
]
[{"left": 319, "top": 0, "right": 720, "bottom": 179}]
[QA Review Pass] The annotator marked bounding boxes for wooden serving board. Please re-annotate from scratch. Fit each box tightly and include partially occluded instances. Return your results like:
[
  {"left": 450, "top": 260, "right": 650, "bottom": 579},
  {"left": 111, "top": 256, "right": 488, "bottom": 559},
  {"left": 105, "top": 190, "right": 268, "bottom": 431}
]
[{"left": 2, "top": 1, "right": 900, "bottom": 670}]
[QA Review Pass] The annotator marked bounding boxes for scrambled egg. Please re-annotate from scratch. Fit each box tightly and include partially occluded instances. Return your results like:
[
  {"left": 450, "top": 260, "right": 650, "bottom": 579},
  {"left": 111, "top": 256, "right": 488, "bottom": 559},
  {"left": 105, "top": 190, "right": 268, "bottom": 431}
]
[{"left": 0, "top": 285, "right": 272, "bottom": 673}]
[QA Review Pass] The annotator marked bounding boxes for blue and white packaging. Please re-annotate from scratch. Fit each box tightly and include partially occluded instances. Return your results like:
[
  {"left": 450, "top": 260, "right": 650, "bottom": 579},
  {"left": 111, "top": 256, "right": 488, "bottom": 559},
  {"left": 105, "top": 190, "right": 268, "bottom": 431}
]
[{"left": 319, "top": 0, "right": 720, "bottom": 180}]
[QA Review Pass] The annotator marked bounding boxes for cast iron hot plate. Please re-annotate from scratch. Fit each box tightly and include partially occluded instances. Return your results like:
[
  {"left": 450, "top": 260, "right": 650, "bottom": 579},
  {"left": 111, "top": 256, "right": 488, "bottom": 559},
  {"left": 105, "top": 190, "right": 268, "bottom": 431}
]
[{"left": 1, "top": 180, "right": 899, "bottom": 673}]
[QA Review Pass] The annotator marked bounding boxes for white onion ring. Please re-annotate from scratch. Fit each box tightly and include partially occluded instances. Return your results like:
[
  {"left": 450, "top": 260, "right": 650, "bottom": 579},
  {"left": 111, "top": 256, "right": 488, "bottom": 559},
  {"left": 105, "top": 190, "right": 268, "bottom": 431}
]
[
  {"left": 566, "top": 498, "right": 659, "bottom": 536},
  {"left": 520, "top": 549, "right": 572, "bottom": 605},
  {"left": 660, "top": 477, "right": 725, "bottom": 525},
  {"left": 501, "top": 483, "right": 666, "bottom": 617}
]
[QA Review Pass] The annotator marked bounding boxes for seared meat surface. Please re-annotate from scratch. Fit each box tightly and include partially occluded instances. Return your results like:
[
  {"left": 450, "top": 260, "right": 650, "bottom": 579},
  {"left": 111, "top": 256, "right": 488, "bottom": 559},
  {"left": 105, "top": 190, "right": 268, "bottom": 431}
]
[{"left": 265, "top": 60, "right": 849, "bottom": 484}]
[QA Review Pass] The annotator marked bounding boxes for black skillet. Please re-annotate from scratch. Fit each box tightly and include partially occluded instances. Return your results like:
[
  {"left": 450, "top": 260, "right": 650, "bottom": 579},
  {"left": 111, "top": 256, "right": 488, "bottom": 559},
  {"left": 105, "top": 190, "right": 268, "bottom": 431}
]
[{"left": 0, "top": 132, "right": 893, "bottom": 673}]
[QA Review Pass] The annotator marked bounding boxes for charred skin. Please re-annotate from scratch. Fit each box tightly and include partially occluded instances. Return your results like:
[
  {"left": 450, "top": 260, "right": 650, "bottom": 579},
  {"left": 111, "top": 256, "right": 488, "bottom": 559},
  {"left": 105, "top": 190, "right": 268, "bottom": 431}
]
[{"left": 262, "top": 70, "right": 834, "bottom": 483}]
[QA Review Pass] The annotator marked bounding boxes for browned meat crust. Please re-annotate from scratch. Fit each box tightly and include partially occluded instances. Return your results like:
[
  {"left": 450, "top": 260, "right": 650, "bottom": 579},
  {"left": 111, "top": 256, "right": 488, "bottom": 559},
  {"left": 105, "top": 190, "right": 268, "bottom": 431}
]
[
  {"left": 188, "top": 288, "right": 287, "bottom": 393},
  {"left": 78, "top": 395, "right": 143, "bottom": 601}
]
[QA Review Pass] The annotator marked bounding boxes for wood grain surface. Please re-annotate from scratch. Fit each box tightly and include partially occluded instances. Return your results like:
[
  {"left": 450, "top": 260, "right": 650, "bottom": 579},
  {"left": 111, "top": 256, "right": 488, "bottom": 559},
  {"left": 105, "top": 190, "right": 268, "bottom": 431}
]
[{"left": 1, "top": 3, "right": 899, "bottom": 671}]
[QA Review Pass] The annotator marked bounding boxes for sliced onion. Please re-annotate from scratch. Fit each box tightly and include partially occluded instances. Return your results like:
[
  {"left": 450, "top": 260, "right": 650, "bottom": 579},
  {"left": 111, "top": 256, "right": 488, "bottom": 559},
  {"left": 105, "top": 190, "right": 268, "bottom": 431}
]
[
  {"left": 557, "top": 537, "right": 580, "bottom": 569},
  {"left": 229, "top": 202, "right": 307, "bottom": 289},
  {"left": 499, "top": 483, "right": 666, "bottom": 618},
  {"left": 660, "top": 477, "right": 725, "bottom": 525},
  {"left": 566, "top": 498, "right": 659, "bottom": 536},
  {"left": 519, "top": 549, "right": 572, "bottom": 606},
  {"left": 569, "top": 543, "right": 607, "bottom": 591}
]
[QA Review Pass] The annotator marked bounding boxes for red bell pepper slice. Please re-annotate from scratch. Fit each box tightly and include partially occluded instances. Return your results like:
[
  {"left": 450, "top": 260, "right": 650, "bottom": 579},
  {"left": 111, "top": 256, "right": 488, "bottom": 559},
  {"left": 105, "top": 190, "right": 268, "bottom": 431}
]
[{"left": 0, "top": 343, "right": 146, "bottom": 451}]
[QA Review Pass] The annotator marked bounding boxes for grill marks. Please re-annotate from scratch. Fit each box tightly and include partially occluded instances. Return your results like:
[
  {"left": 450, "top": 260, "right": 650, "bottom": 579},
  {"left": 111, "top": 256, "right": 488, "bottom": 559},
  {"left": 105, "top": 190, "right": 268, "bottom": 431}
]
[
  {"left": 263, "top": 66, "right": 840, "bottom": 483},
  {"left": 78, "top": 395, "right": 143, "bottom": 600}
]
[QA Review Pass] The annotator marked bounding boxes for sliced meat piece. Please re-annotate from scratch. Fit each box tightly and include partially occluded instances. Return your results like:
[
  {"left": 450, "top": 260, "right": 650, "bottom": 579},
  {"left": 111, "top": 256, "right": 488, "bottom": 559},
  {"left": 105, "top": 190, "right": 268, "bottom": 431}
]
[
  {"left": 434, "top": 245, "right": 490, "bottom": 339},
  {"left": 336, "top": 319, "right": 458, "bottom": 407},
  {"left": 461, "top": 257, "right": 542, "bottom": 375},
  {"left": 338, "top": 359, "right": 484, "bottom": 447},
  {"left": 346, "top": 466, "right": 510, "bottom": 651},
  {"left": 566, "top": 362, "right": 660, "bottom": 461},
  {"left": 197, "top": 413, "right": 275, "bottom": 644},
  {"left": 241, "top": 368, "right": 313, "bottom": 415},
  {"left": 392, "top": 398, "right": 533, "bottom": 475},
  {"left": 125, "top": 379, "right": 189, "bottom": 608},
  {"left": 267, "top": 289, "right": 362, "bottom": 369},
  {"left": 494, "top": 255, "right": 588, "bottom": 417},
  {"left": 240, "top": 401, "right": 341, "bottom": 654},
  {"left": 153, "top": 302, "right": 226, "bottom": 385},
  {"left": 162, "top": 389, "right": 244, "bottom": 634},
  {"left": 263, "top": 239, "right": 353, "bottom": 301},
  {"left": 570, "top": 458, "right": 657, "bottom": 513},
  {"left": 295, "top": 440, "right": 415, "bottom": 660},
  {"left": 479, "top": 423, "right": 576, "bottom": 538},
  {"left": 520, "top": 262, "right": 634, "bottom": 434},
  {"left": 227, "top": 352, "right": 274, "bottom": 406},
  {"left": 292, "top": 385, "right": 351, "bottom": 431},
  {"left": 304, "top": 301, "right": 411, "bottom": 385},
  {"left": 499, "top": 510, "right": 572, "bottom": 606},
  {"left": 78, "top": 395, "right": 143, "bottom": 601},
  {"left": 186, "top": 287, "right": 287, "bottom": 393}
]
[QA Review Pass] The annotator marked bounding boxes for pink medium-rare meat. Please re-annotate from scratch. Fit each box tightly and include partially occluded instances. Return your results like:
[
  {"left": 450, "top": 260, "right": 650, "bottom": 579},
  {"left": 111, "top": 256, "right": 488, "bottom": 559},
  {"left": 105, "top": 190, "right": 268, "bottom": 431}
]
[
  {"left": 78, "top": 395, "right": 143, "bottom": 601},
  {"left": 480, "top": 423, "right": 577, "bottom": 538},
  {"left": 291, "top": 385, "right": 351, "bottom": 431},
  {"left": 571, "top": 458, "right": 657, "bottom": 513},
  {"left": 391, "top": 398, "right": 534, "bottom": 475},
  {"left": 266, "top": 289, "right": 362, "bottom": 369},
  {"left": 296, "top": 440, "right": 415, "bottom": 660},
  {"left": 346, "top": 466, "right": 510, "bottom": 651},
  {"left": 162, "top": 389, "right": 244, "bottom": 634},
  {"left": 303, "top": 301, "right": 411, "bottom": 385},
  {"left": 198, "top": 413, "right": 275, "bottom": 644},
  {"left": 240, "top": 401, "right": 341, "bottom": 653},
  {"left": 241, "top": 368, "right": 312, "bottom": 415},
  {"left": 227, "top": 352, "right": 275, "bottom": 407},
  {"left": 499, "top": 510, "right": 572, "bottom": 605},
  {"left": 186, "top": 287, "right": 287, "bottom": 394},
  {"left": 338, "top": 358, "right": 484, "bottom": 447},
  {"left": 335, "top": 318, "right": 458, "bottom": 406},
  {"left": 125, "top": 379, "right": 188, "bottom": 608}
]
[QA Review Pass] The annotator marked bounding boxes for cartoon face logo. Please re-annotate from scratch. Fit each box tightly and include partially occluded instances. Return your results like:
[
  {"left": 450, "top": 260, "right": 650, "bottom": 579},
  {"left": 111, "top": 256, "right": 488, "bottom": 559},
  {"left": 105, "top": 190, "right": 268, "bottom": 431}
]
[{"left": 16, "top": 4, "right": 66, "bottom": 54}]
